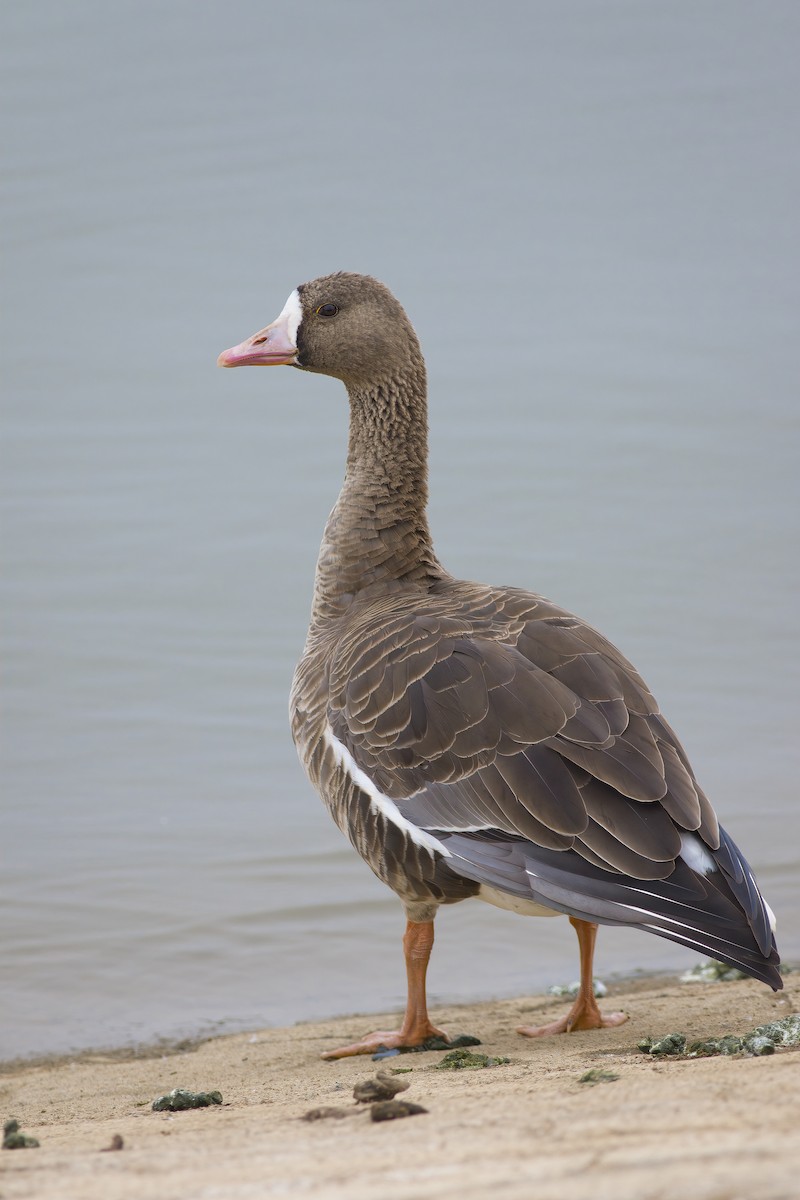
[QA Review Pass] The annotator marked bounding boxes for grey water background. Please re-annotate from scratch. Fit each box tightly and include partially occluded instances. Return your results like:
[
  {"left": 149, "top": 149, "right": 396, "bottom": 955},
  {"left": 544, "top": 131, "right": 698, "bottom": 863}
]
[{"left": 2, "top": 1, "right": 798, "bottom": 1063}]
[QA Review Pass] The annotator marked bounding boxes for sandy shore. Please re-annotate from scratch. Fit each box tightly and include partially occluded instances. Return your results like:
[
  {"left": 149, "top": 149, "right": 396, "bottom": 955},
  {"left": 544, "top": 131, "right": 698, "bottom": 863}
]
[{"left": 2, "top": 973, "right": 799, "bottom": 1200}]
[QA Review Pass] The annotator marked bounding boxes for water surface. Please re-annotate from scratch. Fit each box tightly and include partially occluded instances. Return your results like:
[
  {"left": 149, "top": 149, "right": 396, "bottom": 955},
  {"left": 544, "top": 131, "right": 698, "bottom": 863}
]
[{"left": 2, "top": 1, "right": 798, "bottom": 1061}]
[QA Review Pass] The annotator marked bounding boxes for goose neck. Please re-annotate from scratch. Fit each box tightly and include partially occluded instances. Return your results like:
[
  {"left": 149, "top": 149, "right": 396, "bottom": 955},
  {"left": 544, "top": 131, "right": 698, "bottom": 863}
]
[{"left": 311, "top": 368, "right": 442, "bottom": 619}]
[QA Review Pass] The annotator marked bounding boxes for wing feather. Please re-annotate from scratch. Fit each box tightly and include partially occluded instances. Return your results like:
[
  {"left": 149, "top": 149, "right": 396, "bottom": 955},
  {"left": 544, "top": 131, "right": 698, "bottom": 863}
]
[{"left": 327, "top": 587, "right": 724, "bottom": 880}]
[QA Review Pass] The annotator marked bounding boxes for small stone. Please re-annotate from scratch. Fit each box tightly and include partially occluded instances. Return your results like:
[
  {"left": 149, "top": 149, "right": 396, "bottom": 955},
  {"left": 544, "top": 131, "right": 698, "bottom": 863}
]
[
  {"left": 353, "top": 1071, "right": 411, "bottom": 1103},
  {"left": 151, "top": 1088, "right": 223, "bottom": 1112},
  {"left": 370, "top": 1100, "right": 428, "bottom": 1122}
]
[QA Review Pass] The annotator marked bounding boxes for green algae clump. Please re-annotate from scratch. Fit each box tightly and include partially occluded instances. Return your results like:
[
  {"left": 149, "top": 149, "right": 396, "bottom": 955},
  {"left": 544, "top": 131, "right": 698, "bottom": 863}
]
[
  {"left": 578, "top": 1068, "right": 620, "bottom": 1085},
  {"left": 680, "top": 959, "right": 748, "bottom": 983},
  {"left": 433, "top": 1048, "right": 510, "bottom": 1070},
  {"left": 641, "top": 1014, "right": 800, "bottom": 1061},
  {"left": 638, "top": 1033, "right": 686, "bottom": 1056},
  {"left": 151, "top": 1088, "right": 222, "bottom": 1112},
  {"left": 3, "top": 1119, "right": 40, "bottom": 1149}
]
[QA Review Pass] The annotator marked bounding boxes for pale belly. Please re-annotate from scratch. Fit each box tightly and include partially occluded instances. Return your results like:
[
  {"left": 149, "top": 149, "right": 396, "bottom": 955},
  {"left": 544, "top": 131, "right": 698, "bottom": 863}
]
[{"left": 478, "top": 883, "right": 562, "bottom": 918}]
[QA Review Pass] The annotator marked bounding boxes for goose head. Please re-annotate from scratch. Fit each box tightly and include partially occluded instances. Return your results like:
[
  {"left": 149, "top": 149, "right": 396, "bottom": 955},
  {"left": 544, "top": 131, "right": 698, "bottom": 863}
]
[{"left": 218, "top": 272, "right": 420, "bottom": 389}]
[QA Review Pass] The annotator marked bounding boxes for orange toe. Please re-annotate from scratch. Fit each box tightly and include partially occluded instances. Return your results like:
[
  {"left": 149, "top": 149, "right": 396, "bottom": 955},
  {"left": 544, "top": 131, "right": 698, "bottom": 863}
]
[
  {"left": 321, "top": 1023, "right": 448, "bottom": 1060},
  {"left": 518, "top": 1007, "right": 627, "bottom": 1038}
]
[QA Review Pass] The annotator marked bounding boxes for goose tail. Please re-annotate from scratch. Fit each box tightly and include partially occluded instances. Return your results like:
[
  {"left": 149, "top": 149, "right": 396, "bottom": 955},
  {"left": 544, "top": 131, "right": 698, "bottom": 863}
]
[{"left": 439, "top": 825, "right": 782, "bottom": 990}]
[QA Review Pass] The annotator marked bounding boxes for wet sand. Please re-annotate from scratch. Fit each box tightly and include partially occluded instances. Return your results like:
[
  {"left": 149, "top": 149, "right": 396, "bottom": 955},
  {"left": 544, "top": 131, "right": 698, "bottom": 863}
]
[{"left": 2, "top": 974, "right": 799, "bottom": 1200}]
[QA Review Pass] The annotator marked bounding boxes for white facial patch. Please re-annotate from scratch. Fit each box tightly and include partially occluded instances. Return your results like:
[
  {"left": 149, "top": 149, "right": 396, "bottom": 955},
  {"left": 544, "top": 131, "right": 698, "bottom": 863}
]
[
  {"left": 323, "top": 726, "right": 449, "bottom": 857},
  {"left": 278, "top": 288, "right": 303, "bottom": 347}
]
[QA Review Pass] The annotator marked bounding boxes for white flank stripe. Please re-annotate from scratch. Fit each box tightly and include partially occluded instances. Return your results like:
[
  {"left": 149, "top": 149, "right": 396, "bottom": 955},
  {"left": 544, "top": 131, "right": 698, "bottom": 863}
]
[
  {"left": 323, "top": 726, "right": 450, "bottom": 857},
  {"left": 279, "top": 288, "right": 303, "bottom": 346},
  {"left": 679, "top": 832, "right": 716, "bottom": 876},
  {"left": 437, "top": 823, "right": 499, "bottom": 832}
]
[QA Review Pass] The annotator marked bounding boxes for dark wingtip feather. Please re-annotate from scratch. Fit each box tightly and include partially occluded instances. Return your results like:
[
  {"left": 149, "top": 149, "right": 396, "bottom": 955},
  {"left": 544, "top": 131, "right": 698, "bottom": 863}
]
[
  {"left": 713, "top": 826, "right": 773, "bottom": 958},
  {"left": 438, "top": 826, "right": 782, "bottom": 991}
]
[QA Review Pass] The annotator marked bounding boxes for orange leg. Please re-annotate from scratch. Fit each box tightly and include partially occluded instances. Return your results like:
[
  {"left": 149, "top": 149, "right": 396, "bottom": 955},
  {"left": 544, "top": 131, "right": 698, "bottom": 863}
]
[
  {"left": 517, "top": 917, "right": 628, "bottom": 1038},
  {"left": 321, "top": 919, "right": 448, "bottom": 1060}
]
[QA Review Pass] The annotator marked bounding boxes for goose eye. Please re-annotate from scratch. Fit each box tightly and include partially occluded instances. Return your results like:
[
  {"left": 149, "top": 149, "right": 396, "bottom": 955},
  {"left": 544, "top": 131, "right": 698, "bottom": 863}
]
[{"left": 316, "top": 303, "right": 339, "bottom": 317}]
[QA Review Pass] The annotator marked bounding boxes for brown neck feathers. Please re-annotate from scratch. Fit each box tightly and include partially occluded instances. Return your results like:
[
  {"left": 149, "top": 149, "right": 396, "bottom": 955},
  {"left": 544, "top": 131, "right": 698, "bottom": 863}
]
[{"left": 312, "top": 358, "right": 443, "bottom": 619}]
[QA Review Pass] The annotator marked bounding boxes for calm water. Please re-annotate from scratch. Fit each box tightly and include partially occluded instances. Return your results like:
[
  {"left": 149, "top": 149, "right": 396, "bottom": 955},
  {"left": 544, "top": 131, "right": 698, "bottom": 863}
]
[{"left": 2, "top": 2, "right": 798, "bottom": 1062}]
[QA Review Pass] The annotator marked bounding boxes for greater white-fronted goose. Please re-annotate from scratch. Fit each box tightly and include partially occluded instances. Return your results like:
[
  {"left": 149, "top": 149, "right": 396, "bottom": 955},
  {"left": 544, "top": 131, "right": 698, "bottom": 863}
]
[{"left": 219, "top": 273, "right": 781, "bottom": 1059}]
